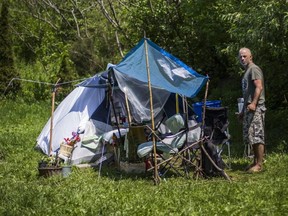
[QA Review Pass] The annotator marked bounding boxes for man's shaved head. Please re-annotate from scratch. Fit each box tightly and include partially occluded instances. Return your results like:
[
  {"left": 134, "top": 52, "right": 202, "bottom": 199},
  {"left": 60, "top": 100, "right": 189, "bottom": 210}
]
[
  {"left": 239, "top": 47, "right": 252, "bottom": 57},
  {"left": 239, "top": 47, "right": 253, "bottom": 68}
]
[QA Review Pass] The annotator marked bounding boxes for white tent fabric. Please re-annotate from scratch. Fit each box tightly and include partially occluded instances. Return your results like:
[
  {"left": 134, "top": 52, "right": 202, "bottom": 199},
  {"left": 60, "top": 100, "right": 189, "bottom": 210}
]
[{"left": 36, "top": 85, "right": 109, "bottom": 164}]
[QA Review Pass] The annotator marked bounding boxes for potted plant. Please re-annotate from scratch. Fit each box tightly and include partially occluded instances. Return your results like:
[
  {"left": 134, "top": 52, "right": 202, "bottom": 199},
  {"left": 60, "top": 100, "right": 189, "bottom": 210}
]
[
  {"left": 38, "top": 131, "right": 80, "bottom": 177},
  {"left": 38, "top": 154, "right": 62, "bottom": 177}
]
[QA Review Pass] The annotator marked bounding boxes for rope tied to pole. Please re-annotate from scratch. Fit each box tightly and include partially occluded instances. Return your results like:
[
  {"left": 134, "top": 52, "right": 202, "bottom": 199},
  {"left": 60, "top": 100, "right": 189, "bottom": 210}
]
[{"left": 2, "top": 77, "right": 87, "bottom": 97}]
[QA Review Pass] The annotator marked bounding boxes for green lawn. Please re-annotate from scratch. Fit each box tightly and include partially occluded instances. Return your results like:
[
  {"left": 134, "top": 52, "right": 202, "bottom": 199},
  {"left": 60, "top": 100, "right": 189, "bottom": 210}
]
[{"left": 0, "top": 100, "right": 287, "bottom": 216}]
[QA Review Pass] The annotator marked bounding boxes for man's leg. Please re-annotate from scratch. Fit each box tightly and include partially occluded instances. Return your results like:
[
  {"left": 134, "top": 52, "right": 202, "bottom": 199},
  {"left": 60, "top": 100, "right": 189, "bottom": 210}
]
[
  {"left": 244, "top": 146, "right": 257, "bottom": 171},
  {"left": 252, "top": 144, "right": 258, "bottom": 164},
  {"left": 243, "top": 111, "right": 256, "bottom": 170},
  {"left": 255, "top": 143, "right": 264, "bottom": 166},
  {"left": 249, "top": 143, "right": 264, "bottom": 172},
  {"left": 247, "top": 106, "right": 265, "bottom": 172}
]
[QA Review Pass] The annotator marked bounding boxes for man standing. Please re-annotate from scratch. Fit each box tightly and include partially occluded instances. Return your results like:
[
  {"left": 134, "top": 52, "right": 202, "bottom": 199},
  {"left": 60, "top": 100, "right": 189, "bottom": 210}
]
[{"left": 238, "top": 48, "right": 266, "bottom": 173}]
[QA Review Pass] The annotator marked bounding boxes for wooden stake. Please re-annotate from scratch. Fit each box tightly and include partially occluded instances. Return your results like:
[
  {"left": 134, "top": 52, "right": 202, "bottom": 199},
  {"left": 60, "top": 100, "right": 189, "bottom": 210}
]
[
  {"left": 175, "top": 93, "right": 179, "bottom": 113},
  {"left": 197, "top": 77, "right": 209, "bottom": 179},
  {"left": 144, "top": 39, "right": 160, "bottom": 185},
  {"left": 200, "top": 78, "right": 209, "bottom": 138},
  {"left": 124, "top": 88, "right": 132, "bottom": 127},
  {"left": 49, "top": 78, "right": 61, "bottom": 156}
]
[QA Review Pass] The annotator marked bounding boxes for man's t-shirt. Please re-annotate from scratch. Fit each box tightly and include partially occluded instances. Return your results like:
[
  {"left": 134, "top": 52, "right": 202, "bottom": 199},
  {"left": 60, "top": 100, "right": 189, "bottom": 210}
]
[{"left": 242, "top": 63, "right": 265, "bottom": 106}]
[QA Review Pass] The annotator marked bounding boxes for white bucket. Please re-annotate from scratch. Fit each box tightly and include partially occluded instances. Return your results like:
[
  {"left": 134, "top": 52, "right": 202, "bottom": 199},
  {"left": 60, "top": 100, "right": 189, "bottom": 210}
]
[
  {"left": 237, "top": 98, "right": 244, "bottom": 113},
  {"left": 62, "top": 165, "right": 72, "bottom": 178}
]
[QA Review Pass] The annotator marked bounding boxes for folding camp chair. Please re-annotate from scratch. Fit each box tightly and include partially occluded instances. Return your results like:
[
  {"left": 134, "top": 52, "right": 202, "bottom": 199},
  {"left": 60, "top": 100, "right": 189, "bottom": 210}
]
[
  {"left": 137, "top": 113, "right": 203, "bottom": 178},
  {"left": 201, "top": 106, "right": 231, "bottom": 177}
]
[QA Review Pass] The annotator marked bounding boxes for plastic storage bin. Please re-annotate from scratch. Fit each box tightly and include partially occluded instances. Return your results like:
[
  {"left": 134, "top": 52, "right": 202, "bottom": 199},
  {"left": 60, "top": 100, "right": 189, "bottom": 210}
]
[{"left": 192, "top": 100, "right": 222, "bottom": 122}]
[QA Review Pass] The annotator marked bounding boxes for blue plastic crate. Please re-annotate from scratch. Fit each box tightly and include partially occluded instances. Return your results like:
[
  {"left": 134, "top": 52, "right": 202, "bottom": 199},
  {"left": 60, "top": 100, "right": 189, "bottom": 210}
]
[{"left": 192, "top": 100, "right": 221, "bottom": 122}]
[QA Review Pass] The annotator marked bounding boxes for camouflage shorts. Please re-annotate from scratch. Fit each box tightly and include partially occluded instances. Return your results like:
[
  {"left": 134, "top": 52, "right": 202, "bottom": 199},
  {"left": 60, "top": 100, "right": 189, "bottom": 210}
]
[{"left": 243, "top": 104, "right": 266, "bottom": 145}]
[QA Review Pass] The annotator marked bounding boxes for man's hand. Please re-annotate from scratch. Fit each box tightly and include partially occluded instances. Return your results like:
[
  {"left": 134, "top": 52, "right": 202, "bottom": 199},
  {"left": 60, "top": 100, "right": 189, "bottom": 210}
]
[{"left": 247, "top": 103, "right": 256, "bottom": 112}]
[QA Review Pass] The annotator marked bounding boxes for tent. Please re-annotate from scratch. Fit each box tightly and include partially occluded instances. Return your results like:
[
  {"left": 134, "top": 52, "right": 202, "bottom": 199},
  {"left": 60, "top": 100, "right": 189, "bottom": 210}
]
[{"left": 36, "top": 38, "right": 208, "bottom": 165}]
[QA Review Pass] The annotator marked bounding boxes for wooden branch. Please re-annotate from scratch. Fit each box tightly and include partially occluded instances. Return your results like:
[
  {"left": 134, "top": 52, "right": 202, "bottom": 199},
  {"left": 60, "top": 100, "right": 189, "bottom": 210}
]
[
  {"left": 96, "top": 0, "right": 118, "bottom": 28},
  {"left": 200, "top": 143, "right": 231, "bottom": 182},
  {"left": 148, "top": 0, "right": 154, "bottom": 13},
  {"left": 147, "top": 139, "right": 205, "bottom": 172},
  {"left": 115, "top": 31, "right": 124, "bottom": 58},
  {"left": 9, "top": 25, "right": 36, "bottom": 54},
  {"left": 40, "top": 0, "right": 72, "bottom": 27},
  {"left": 108, "top": 0, "right": 121, "bottom": 28},
  {"left": 116, "top": 0, "right": 133, "bottom": 10},
  {"left": 71, "top": 8, "right": 81, "bottom": 38}
]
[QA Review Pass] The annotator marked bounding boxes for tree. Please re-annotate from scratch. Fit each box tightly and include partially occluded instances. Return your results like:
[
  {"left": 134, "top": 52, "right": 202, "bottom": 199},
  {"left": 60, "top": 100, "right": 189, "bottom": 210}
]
[
  {"left": 218, "top": 0, "right": 288, "bottom": 108},
  {"left": 0, "top": 0, "right": 20, "bottom": 96},
  {"left": 3, "top": 0, "right": 287, "bottom": 108}
]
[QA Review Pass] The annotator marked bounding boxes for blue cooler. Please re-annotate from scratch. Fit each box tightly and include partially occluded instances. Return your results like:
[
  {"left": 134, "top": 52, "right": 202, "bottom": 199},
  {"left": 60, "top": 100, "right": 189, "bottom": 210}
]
[{"left": 192, "top": 100, "right": 221, "bottom": 122}]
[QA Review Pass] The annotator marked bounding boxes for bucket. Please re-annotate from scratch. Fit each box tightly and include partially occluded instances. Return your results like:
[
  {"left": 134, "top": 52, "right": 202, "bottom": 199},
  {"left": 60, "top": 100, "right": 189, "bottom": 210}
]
[
  {"left": 62, "top": 165, "right": 72, "bottom": 178},
  {"left": 192, "top": 100, "right": 222, "bottom": 122}
]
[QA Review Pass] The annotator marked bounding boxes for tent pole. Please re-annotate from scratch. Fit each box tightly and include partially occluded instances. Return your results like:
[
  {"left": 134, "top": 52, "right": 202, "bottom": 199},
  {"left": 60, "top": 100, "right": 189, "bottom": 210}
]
[
  {"left": 107, "top": 73, "right": 122, "bottom": 138},
  {"left": 200, "top": 78, "right": 209, "bottom": 139},
  {"left": 49, "top": 78, "right": 61, "bottom": 156},
  {"left": 183, "top": 95, "right": 187, "bottom": 114},
  {"left": 182, "top": 96, "right": 190, "bottom": 175},
  {"left": 144, "top": 39, "right": 160, "bottom": 185},
  {"left": 175, "top": 94, "right": 179, "bottom": 113},
  {"left": 108, "top": 81, "right": 121, "bottom": 168},
  {"left": 198, "top": 78, "right": 209, "bottom": 178},
  {"left": 198, "top": 78, "right": 231, "bottom": 181},
  {"left": 124, "top": 88, "right": 132, "bottom": 127},
  {"left": 183, "top": 96, "right": 189, "bottom": 135}
]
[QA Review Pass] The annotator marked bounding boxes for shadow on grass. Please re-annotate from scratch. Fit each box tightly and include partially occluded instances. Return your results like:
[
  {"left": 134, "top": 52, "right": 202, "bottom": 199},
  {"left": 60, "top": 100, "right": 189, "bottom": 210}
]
[
  {"left": 92, "top": 164, "right": 153, "bottom": 181},
  {"left": 85, "top": 152, "right": 269, "bottom": 182},
  {"left": 93, "top": 161, "right": 233, "bottom": 182},
  {"left": 228, "top": 161, "right": 249, "bottom": 172}
]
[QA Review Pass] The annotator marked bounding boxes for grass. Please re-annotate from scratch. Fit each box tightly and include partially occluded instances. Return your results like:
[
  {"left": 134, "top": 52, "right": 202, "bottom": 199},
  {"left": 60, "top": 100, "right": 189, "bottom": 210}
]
[{"left": 0, "top": 99, "right": 288, "bottom": 216}]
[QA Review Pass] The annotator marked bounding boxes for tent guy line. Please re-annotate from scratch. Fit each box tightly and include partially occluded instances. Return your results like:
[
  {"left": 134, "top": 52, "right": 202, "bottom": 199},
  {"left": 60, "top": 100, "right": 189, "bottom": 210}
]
[{"left": 2, "top": 77, "right": 88, "bottom": 96}]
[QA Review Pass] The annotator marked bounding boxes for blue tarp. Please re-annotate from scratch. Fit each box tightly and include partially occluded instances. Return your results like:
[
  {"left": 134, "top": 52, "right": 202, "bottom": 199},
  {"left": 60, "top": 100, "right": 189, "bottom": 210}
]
[
  {"left": 114, "top": 38, "right": 208, "bottom": 98},
  {"left": 77, "top": 38, "right": 208, "bottom": 122}
]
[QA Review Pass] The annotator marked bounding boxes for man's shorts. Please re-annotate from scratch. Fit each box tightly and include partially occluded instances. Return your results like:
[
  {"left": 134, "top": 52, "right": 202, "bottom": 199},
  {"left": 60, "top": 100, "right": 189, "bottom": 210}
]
[{"left": 243, "top": 104, "right": 266, "bottom": 145}]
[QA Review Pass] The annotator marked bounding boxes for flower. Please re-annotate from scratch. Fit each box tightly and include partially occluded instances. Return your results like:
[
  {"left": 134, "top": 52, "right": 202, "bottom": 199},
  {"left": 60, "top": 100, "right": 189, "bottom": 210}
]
[{"left": 64, "top": 131, "right": 81, "bottom": 146}]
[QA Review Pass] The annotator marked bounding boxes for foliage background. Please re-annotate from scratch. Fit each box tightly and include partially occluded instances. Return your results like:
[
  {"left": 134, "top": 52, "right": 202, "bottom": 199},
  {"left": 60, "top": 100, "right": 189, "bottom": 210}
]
[
  {"left": 1, "top": 1, "right": 288, "bottom": 215},
  {"left": 0, "top": 0, "right": 287, "bottom": 108}
]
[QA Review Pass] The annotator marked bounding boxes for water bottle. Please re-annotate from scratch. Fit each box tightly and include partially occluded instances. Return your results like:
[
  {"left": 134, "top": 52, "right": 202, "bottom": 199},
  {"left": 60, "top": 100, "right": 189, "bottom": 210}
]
[{"left": 237, "top": 98, "right": 244, "bottom": 113}]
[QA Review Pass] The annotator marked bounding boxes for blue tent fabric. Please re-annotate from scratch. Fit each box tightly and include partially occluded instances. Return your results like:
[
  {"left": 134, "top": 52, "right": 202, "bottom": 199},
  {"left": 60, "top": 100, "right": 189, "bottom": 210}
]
[
  {"left": 114, "top": 38, "right": 208, "bottom": 98},
  {"left": 76, "top": 72, "right": 108, "bottom": 88}
]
